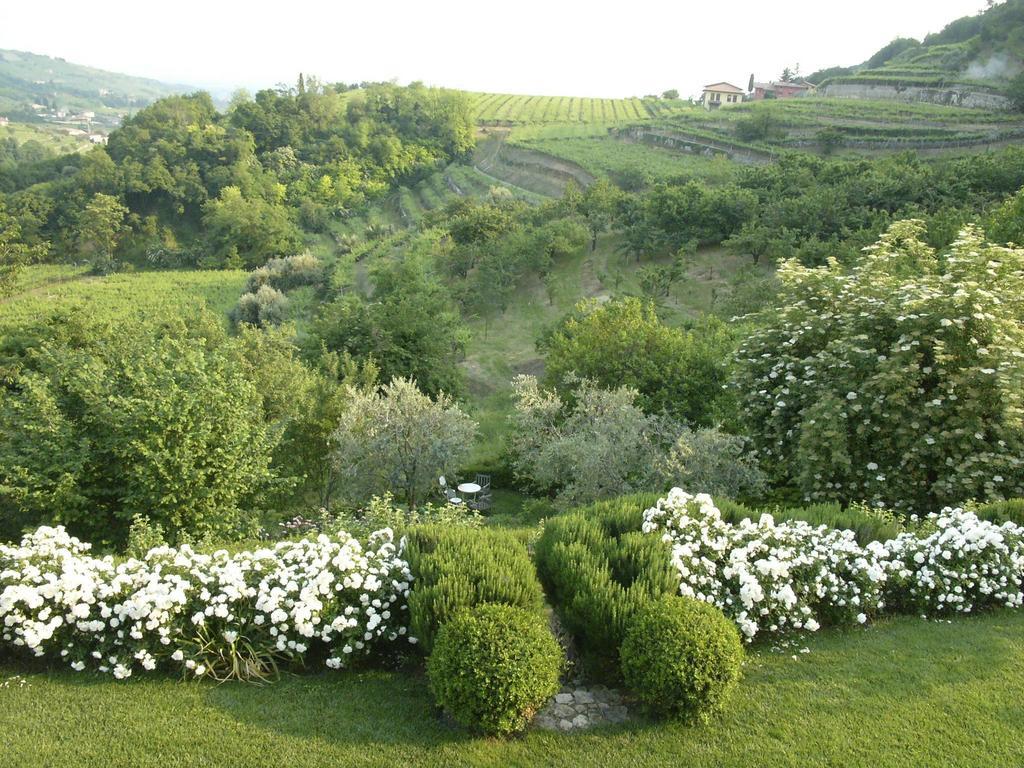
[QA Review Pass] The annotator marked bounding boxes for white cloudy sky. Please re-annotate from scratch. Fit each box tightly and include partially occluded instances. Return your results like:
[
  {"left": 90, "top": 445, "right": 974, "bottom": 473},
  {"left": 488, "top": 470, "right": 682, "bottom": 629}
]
[{"left": 0, "top": 0, "right": 989, "bottom": 97}]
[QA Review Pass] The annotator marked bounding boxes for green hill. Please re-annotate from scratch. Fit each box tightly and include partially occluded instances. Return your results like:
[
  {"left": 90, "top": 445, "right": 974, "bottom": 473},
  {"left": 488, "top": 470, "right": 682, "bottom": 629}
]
[
  {"left": 0, "top": 49, "right": 191, "bottom": 122},
  {"left": 811, "top": 0, "right": 1024, "bottom": 107}
]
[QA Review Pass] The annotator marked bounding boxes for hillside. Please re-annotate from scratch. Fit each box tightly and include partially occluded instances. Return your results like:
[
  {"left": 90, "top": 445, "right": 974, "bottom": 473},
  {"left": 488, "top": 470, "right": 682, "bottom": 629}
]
[
  {"left": 0, "top": 49, "right": 190, "bottom": 124},
  {"left": 813, "top": 0, "right": 1024, "bottom": 108}
]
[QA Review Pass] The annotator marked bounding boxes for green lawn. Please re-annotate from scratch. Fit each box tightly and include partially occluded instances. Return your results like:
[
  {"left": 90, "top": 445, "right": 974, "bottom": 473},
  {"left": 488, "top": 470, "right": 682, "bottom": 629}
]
[{"left": 2, "top": 612, "right": 1020, "bottom": 767}]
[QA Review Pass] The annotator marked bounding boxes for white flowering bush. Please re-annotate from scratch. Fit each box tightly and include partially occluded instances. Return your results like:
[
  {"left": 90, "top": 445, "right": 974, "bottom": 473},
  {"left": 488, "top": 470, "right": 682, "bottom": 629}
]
[
  {"left": 0, "top": 526, "right": 414, "bottom": 681},
  {"left": 882, "top": 507, "right": 1024, "bottom": 615},
  {"left": 732, "top": 221, "right": 1024, "bottom": 511},
  {"left": 643, "top": 489, "right": 887, "bottom": 640},
  {"left": 644, "top": 489, "right": 1024, "bottom": 641}
]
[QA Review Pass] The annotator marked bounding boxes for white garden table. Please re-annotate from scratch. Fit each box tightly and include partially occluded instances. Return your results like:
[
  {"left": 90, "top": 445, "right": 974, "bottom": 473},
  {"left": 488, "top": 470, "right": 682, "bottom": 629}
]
[{"left": 457, "top": 482, "right": 482, "bottom": 500}]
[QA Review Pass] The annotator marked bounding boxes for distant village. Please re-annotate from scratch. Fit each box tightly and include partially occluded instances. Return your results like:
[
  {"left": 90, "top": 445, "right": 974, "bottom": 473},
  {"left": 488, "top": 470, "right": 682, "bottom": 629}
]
[
  {"left": 0, "top": 98, "right": 118, "bottom": 144},
  {"left": 699, "top": 75, "right": 816, "bottom": 109}
]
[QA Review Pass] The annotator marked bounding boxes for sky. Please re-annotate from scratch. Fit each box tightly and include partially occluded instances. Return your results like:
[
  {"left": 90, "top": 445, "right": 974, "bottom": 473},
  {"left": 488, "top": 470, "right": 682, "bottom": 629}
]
[{"left": 0, "top": 0, "right": 991, "bottom": 98}]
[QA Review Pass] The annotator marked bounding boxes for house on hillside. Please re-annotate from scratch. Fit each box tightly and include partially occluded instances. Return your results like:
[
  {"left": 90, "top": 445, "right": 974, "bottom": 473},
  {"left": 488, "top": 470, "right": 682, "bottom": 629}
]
[
  {"left": 750, "top": 79, "right": 817, "bottom": 100},
  {"left": 0, "top": 116, "right": 8, "bottom": 126},
  {"left": 701, "top": 82, "right": 745, "bottom": 109}
]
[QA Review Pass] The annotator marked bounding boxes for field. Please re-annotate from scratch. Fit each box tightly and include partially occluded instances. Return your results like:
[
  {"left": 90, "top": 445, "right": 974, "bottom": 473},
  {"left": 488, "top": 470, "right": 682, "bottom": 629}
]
[
  {"left": 3, "top": 611, "right": 1021, "bottom": 768},
  {"left": 0, "top": 266, "right": 247, "bottom": 333},
  {"left": 466, "top": 92, "right": 691, "bottom": 124},
  {"left": 1, "top": 121, "right": 96, "bottom": 154},
  {"left": 645, "top": 97, "right": 1024, "bottom": 155}
]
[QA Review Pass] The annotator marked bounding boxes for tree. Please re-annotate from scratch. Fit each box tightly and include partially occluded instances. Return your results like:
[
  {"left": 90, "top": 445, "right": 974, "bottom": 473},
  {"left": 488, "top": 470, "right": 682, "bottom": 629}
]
[
  {"left": 661, "top": 89, "right": 680, "bottom": 100},
  {"left": 0, "top": 312, "right": 283, "bottom": 545},
  {"left": 579, "top": 178, "right": 620, "bottom": 251},
  {"left": 331, "top": 378, "right": 476, "bottom": 508},
  {"left": 732, "top": 220, "right": 1024, "bottom": 512},
  {"left": 74, "top": 193, "right": 128, "bottom": 274},
  {"left": 201, "top": 186, "right": 303, "bottom": 268},
  {"left": 542, "top": 298, "right": 735, "bottom": 425},
  {"left": 0, "top": 201, "right": 46, "bottom": 296},
  {"left": 507, "top": 375, "right": 670, "bottom": 505}
]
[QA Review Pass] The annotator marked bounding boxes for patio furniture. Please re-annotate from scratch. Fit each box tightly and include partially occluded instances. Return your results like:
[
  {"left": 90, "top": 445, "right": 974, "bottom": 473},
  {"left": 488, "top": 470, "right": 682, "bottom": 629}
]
[{"left": 440, "top": 476, "right": 463, "bottom": 505}]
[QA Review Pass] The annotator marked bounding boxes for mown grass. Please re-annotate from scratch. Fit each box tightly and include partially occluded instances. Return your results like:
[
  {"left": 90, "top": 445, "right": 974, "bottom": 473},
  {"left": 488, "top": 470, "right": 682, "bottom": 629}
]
[{"left": 2, "top": 611, "right": 1021, "bottom": 767}]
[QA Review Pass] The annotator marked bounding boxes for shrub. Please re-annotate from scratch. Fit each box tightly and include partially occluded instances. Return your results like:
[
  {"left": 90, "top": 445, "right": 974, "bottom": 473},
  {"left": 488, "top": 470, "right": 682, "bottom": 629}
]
[
  {"left": 714, "top": 499, "right": 903, "bottom": 545},
  {"left": 508, "top": 375, "right": 671, "bottom": 506},
  {"left": 645, "top": 489, "right": 1024, "bottom": 641},
  {"left": 656, "top": 427, "right": 765, "bottom": 500},
  {"left": 733, "top": 221, "right": 1024, "bottom": 512},
  {"left": 125, "top": 514, "right": 167, "bottom": 558},
  {"left": 426, "top": 604, "right": 563, "bottom": 735},
  {"left": 976, "top": 498, "right": 1024, "bottom": 527},
  {"left": 0, "top": 525, "right": 413, "bottom": 680},
  {"left": 404, "top": 526, "right": 544, "bottom": 652},
  {"left": 542, "top": 298, "right": 734, "bottom": 425},
  {"left": 0, "top": 313, "right": 281, "bottom": 547},
  {"left": 243, "top": 252, "right": 325, "bottom": 294},
  {"left": 331, "top": 378, "right": 476, "bottom": 509},
  {"left": 231, "top": 284, "right": 289, "bottom": 328},
  {"left": 620, "top": 597, "right": 743, "bottom": 721},
  {"left": 534, "top": 494, "right": 679, "bottom": 674}
]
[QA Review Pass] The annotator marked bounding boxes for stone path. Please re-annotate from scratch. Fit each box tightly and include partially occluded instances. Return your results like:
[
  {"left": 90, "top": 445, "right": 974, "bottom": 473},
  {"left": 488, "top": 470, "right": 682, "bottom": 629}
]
[{"left": 534, "top": 684, "right": 631, "bottom": 731}]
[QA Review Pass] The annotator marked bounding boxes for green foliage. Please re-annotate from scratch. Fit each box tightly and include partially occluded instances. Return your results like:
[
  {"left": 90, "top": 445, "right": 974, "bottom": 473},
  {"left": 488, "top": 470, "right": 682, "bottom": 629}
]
[
  {"left": 331, "top": 378, "right": 476, "bottom": 509},
  {"left": 230, "top": 284, "right": 289, "bottom": 328},
  {"left": 987, "top": 185, "right": 1024, "bottom": 244},
  {"left": 534, "top": 494, "right": 679, "bottom": 675},
  {"left": 426, "top": 604, "right": 563, "bottom": 736},
  {"left": 508, "top": 375, "right": 672, "bottom": 505},
  {"left": 713, "top": 499, "right": 904, "bottom": 544},
  {"left": 310, "top": 232, "right": 468, "bottom": 397},
  {"left": 733, "top": 220, "right": 1024, "bottom": 511},
  {"left": 324, "top": 493, "right": 482, "bottom": 539},
  {"left": 620, "top": 597, "right": 743, "bottom": 721},
  {"left": 0, "top": 310, "right": 282, "bottom": 545},
  {"left": 124, "top": 514, "right": 167, "bottom": 558},
  {"left": 656, "top": 427, "right": 766, "bottom": 500},
  {"left": 0, "top": 198, "right": 46, "bottom": 296},
  {"left": 404, "top": 526, "right": 544, "bottom": 652},
  {"left": 202, "top": 186, "right": 303, "bottom": 269},
  {"left": 74, "top": 192, "right": 128, "bottom": 274},
  {"left": 974, "top": 497, "right": 1024, "bottom": 527},
  {"left": 542, "top": 298, "right": 735, "bottom": 425}
]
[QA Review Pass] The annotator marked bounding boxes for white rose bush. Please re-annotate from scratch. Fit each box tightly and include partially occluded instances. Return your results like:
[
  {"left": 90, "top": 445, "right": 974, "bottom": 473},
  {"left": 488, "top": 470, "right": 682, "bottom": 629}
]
[
  {"left": 0, "top": 526, "right": 414, "bottom": 681},
  {"left": 644, "top": 488, "right": 1024, "bottom": 642}
]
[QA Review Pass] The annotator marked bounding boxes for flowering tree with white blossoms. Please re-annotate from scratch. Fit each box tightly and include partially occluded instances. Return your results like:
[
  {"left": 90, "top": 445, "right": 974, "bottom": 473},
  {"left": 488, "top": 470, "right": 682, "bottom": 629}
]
[
  {"left": 0, "top": 526, "right": 414, "bottom": 681},
  {"left": 644, "top": 489, "right": 1024, "bottom": 642},
  {"left": 732, "top": 221, "right": 1024, "bottom": 511}
]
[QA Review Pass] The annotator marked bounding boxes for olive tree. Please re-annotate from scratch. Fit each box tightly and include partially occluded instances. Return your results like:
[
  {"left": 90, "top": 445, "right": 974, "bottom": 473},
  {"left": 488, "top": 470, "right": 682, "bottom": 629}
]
[
  {"left": 508, "top": 375, "right": 671, "bottom": 505},
  {"left": 732, "top": 220, "right": 1024, "bottom": 511},
  {"left": 331, "top": 378, "right": 476, "bottom": 508}
]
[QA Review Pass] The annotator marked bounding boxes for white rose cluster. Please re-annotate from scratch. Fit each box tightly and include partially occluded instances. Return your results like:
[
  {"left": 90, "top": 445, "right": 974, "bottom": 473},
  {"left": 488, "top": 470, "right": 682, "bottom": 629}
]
[
  {"left": 0, "top": 526, "right": 414, "bottom": 679},
  {"left": 643, "top": 489, "right": 1024, "bottom": 641}
]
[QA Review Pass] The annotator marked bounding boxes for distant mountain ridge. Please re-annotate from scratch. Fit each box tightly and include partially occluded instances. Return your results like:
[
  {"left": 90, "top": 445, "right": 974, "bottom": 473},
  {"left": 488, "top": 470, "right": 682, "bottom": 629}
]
[{"left": 0, "top": 49, "right": 192, "bottom": 122}]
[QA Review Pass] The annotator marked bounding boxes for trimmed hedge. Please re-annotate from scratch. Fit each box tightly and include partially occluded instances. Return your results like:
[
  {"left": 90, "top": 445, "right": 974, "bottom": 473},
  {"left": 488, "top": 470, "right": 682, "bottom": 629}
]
[
  {"left": 404, "top": 526, "right": 544, "bottom": 651},
  {"left": 977, "top": 499, "right": 1024, "bottom": 527},
  {"left": 534, "top": 493, "right": 678, "bottom": 675},
  {"left": 427, "top": 604, "right": 563, "bottom": 735},
  {"left": 620, "top": 597, "right": 743, "bottom": 722}
]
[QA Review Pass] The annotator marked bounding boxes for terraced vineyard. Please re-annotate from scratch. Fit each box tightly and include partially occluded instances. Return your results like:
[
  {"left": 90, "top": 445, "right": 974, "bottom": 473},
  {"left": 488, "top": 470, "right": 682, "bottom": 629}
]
[
  {"left": 467, "top": 92, "right": 691, "bottom": 124},
  {"left": 636, "top": 97, "right": 1024, "bottom": 156}
]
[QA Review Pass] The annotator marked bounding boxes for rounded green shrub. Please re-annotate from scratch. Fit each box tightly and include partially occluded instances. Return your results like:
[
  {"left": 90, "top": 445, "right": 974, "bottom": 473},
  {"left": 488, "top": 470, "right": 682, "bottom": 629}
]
[
  {"left": 620, "top": 597, "right": 743, "bottom": 721},
  {"left": 426, "top": 604, "right": 563, "bottom": 735}
]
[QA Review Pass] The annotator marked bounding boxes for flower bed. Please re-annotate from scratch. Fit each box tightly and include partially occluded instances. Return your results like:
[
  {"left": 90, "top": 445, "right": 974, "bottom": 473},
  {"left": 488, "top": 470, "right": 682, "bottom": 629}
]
[
  {"left": 0, "top": 526, "right": 414, "bottom": 680},
  {"left": 643, "top": 489, "right": 1024, "bottom": 641}
]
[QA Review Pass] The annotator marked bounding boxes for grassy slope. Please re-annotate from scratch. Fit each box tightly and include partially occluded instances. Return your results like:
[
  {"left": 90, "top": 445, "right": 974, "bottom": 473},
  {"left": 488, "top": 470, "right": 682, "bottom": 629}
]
[
  {"left": 2, "top": 611, "right": 1021, "bottom": 768},
  {"left": 0, "top": 266, "right": 247, "bottom": 332},
  {"left": 2, "top": 121, "right": 95, "bottom": 153}
]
